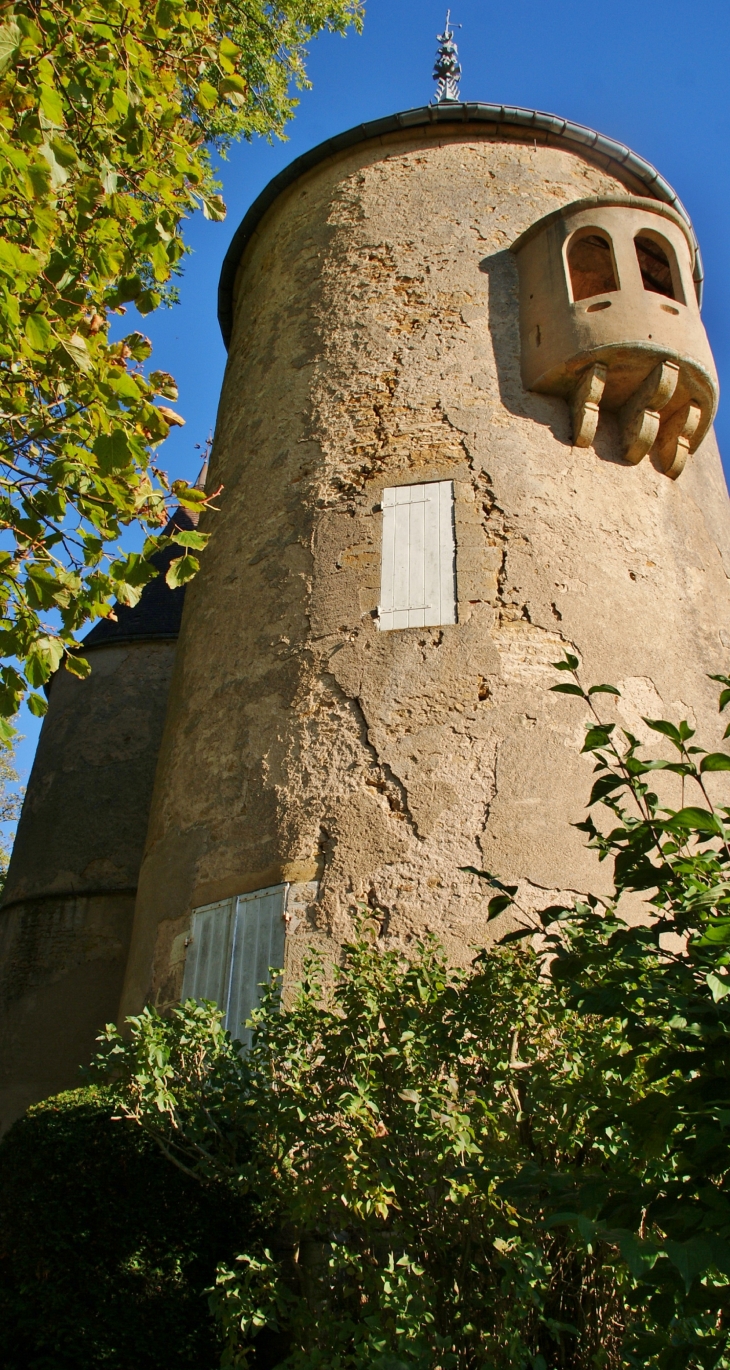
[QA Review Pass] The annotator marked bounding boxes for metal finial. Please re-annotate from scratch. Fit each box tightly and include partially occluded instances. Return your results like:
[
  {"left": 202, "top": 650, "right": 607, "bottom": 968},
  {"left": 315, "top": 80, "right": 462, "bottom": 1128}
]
[{"left": 432, "top": 10, "right": 461, "bottom": 104}]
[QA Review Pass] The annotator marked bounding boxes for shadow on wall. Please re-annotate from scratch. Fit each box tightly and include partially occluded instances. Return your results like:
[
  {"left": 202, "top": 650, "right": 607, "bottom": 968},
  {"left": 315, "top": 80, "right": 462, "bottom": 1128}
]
[{"left": 479, "top": 249, "right": 628, "bottom": 469}]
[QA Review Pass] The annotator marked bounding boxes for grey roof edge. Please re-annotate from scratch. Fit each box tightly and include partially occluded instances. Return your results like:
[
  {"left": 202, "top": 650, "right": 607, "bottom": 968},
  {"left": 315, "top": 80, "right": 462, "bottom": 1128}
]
[{"left": 217, "top": 102, "right": 704, "bottom": 348}]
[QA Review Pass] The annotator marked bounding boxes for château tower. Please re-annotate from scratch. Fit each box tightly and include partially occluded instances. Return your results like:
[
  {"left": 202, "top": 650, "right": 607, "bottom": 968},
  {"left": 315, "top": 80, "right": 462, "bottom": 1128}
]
[{"left": 2, "top": 35, "right": 730, "bottom": 1129}]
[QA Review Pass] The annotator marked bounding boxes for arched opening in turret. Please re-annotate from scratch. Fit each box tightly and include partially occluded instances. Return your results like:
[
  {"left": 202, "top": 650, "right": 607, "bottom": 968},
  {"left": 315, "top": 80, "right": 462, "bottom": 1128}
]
[
  {"left": 567, "top": 230, "right": 618, "bottom": 301},
  {"left": 634, "top": 233, "right": 682, "bottom": 301}
]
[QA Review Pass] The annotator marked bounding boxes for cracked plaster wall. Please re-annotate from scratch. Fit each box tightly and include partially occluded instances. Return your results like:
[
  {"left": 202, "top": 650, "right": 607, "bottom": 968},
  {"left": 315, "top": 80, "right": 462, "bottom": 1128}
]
[{"left": 120, "top": 127, "right": 730, "bottom": 1016}]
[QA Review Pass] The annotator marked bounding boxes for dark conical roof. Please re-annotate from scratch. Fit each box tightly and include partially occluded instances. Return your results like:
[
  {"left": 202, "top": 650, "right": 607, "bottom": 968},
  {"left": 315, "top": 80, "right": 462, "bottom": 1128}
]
[
  {"left": 83, "top": 461, "right": 208, "bottom": 649},
  {"left": 82, "top": 507, "right": 196, "bottom": 648}
]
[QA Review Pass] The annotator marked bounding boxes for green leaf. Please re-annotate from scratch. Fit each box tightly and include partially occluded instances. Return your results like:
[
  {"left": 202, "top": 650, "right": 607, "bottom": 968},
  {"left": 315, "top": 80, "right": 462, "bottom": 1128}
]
[
  {"left": 171, "top": 529, "right": 207, "bottom": 550},
  {"left": 171, "top": 482, "right": 207, "bottom": 509},
  {"left": 643, "top": 718, "right": 682, "bottom": 745},
  {"left": 195, "top": 80, "right": 218, "bottom": 111},
  {"left": 93, "top": 430, "right": 132, "bottom": 474},
  {"left": 136, "top": 290, "right": 162, "bottom": 315},
  {"left": 112, "top": 276, "right": 143, "bottom": 304},
  {"left": 39, "top": 85, "right": 65, "bottom": 128},
  {"left": 707, "top": 972, "right": 730, "bottom": 1002},
  {"left": 487, "top": 894, "right": 514, "bottom": 921},
  {"left": 617, "top": 1233, "right": 659, "bottom": 1278},
  {"left": 552, "top": 655, "right": 580, "bottom": 671},
  {"left": 25, "top": 313, "right": 53, "bottom": 352},
  {"left": 0, "top": 20, "right": 21, "bottom": 76},
  {"left": 219, "top": 75, "right": 246, "bottom": 96},
  {"left": 586, "top": 778, "right": 621, "bottom": 805},
  {"left": 696, "top": 918, "right": 730, "bottom": 946},
  {"left": 165, "top": 554, "right": 199, "bottom": 588},
  {"left": 26, "top": 636, "right": 64, "bottom": 686},
  {"left": 701, "top": 753, "right": 730, "bottom": 772},
  {"left": 587, "top": 684, "right": 621, "bottom": 696},
  {"left": 664, "top": 1238, "right": 713, "bottom": 1292},
  {"left": 38, "top": 140, "right": 70, "bottom": 188},
  {"left": 538, "top": 903, "right": 574, "bottom": 925},
  {"left": 201, "top": 193, "right": 226, "bottom": 222},
  {"left": 49, "top": 137, "right": 77, "bottom": 169},
  {"left": 218, "top": 36, "right": 240, "bottom": 61},
  {"left": 148, "top": 370, "right": 178, "bottom": 400},
  {"left": 123, "top": 332, "right": 153, "bottom": 362},
  {"left": 669, "top": 806, "right": 722, "bottom": 835},
  {"left": 64, "top": 653, "right": 91, "bottom": 680},
  {"left": 26, "top": 691, "right": 48, "bottom": 717},
  {"left": 0, "top": 239, "right": 38, "bottom": 279},
  {"left": 581, "top": 725, "right": 615, "bottom": 753},
  {"left": 550, "top": 683, "right": 585, "bottom": 697},
  {"left": 61, "top": 333, "right": 92, "bottom": 373}
]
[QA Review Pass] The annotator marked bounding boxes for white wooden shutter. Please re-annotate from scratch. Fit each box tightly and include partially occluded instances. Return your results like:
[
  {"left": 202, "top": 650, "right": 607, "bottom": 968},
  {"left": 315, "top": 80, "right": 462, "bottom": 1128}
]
[
  {"left": 378, "top": 481, "right": 456, "bottom": 630},
  {"left": 181, "top": 884, "right": 287, "bottom": 1048},
  {"left": 227, "top": 886, "right": 287, "bottom": 1048}
]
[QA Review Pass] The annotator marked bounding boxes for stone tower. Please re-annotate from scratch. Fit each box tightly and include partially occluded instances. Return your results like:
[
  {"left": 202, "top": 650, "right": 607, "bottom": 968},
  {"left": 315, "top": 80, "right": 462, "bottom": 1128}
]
[
  {"left": 116, "top": 100, "right": 730, "bottom": 1035},
  {"left": 0, "top": 512, "right": 195, "bottom": 1130}
]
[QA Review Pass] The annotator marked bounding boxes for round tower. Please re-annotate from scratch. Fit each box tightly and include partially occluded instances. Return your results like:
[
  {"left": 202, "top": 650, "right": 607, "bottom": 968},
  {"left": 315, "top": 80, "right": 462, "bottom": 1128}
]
[
  {"left": 0, "top": 512, "right": 195, "bottom": 1131},
  {"left": 119, "top": 102, "right": 730, "bottom": 1031}
]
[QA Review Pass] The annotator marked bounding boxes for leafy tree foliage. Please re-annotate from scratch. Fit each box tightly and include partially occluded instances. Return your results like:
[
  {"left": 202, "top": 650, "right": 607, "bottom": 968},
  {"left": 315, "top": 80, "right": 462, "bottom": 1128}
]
[
  {"left": 0, "top": 737, "right": 22, "bottom": 884},
  {"left": 96, "top": 665, "right": 730, "bottom": 1370},
  {"left": 0, "top": 1085, "right": 262, "bottom": 1369},
  {"left": 0, "top": 0, "right": 362, "bottom": 736},
  {"left": 519, "top": 658, "right": 730, "bottom": 1370}
]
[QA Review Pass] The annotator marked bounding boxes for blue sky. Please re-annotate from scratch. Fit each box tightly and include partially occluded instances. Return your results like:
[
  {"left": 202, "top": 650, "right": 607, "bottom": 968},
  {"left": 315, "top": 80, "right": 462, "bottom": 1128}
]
[{"left": 10, "top": 0, "right": 730, "bottom": 793}]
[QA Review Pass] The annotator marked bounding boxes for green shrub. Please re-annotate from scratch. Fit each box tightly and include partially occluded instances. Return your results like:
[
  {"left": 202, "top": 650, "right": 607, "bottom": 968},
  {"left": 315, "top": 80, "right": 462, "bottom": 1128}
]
[
  {"left": 98, "top": 947, "right": 631, "bottom": 1370},
  {"left": 95, "top": 663, "right": 730, "bottom": 1370},
  {"left": 0, "top": 1085, "right": 256, "bottom": 1369}
]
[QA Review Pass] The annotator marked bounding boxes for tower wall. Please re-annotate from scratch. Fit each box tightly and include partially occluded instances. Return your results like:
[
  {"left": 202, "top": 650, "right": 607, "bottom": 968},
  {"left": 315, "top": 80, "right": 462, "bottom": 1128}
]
[
  {"left": 0, "top": 639, "right": 177, "bottom": 1131},
  {"left": 120, "top": 125, "right": 730, "bottom": 1017}
]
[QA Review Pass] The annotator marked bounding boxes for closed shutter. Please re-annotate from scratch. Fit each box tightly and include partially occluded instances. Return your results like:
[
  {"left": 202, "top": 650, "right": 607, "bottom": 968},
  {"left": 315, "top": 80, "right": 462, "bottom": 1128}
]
[
  {"left": 181, "top": 884, "right": 287, "bottom": 1047},
  {"left": 227, "top": 886, "right": 288, "bottom": 1048},
  {"left": 378, "top": 481, "right": 457, "bottom": 630},
  {"left": 180, "top": 899, "right": 234, "bottom": 1008}
]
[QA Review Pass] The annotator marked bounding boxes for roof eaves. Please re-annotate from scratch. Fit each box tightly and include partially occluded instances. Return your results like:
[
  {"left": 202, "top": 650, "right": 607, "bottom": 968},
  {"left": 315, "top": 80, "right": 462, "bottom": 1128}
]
[{"left": 217, "top": 102, "right": 704, "bottom": 347}]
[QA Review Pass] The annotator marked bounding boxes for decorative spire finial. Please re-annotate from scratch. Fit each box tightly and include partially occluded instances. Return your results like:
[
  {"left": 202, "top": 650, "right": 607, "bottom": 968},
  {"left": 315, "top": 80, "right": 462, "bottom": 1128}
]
[{"left": 432, "top": 11, "right": 461, "bottom": 104}]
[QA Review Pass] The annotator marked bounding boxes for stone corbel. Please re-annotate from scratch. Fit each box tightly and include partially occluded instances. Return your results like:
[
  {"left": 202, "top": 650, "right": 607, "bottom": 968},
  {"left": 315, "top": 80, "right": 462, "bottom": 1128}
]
[
  {"left": 570, "top": 363, "right": 607, "bottom": 448},
  {"left": 655, "top": 401, "right": 702, "bottom": 480},
  {"left": 617, "top": 360, "right": 680, "bottom": 466}
]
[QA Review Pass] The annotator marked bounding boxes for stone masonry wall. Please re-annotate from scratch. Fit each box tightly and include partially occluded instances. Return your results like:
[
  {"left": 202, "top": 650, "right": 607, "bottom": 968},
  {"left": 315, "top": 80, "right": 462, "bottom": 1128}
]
[{"left": 120, "top": 128, "right": 730, "bottom": 1016}]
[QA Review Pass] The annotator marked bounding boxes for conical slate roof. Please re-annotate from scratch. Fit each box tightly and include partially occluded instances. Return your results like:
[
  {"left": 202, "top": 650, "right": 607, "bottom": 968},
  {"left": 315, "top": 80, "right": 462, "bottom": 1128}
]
[{"left": 83, "top": 463, "right": 207, "bottom": 649}]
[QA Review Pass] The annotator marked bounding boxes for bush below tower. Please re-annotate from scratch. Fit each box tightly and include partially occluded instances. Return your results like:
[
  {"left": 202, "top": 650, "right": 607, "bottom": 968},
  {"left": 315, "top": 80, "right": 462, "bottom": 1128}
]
[{"left": 0, "top": 1085, "right": 260, "bottom": 1370}]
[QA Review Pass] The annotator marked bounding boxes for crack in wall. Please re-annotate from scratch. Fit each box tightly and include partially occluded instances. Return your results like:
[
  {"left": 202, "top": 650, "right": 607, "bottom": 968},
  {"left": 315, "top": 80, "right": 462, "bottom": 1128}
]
[{"left": 348, "top": 687, "right": 422, "bottom": 840}]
